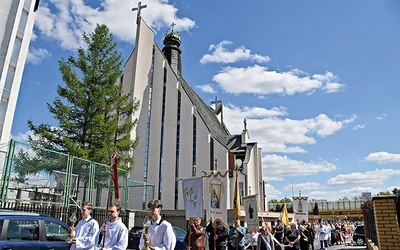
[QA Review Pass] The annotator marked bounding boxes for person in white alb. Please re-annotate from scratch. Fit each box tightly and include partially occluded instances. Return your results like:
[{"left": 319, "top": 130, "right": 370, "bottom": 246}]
[
  {"left": 316, "top": 221, "right": 328, "bottom": 250},
  {"left": 139, "top": 200, "right": 176, "bottom": 250},
  {"left": 70, "top": 202, "right": 99, "bottom": 250},
  {"left": 98, "top": 203, "right": 128, "bottom": 250}
]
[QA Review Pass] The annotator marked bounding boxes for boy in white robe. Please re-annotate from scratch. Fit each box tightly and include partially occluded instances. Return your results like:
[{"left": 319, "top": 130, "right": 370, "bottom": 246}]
[
  {"left": 70, "top": 202, "right": 99, "bottom": 250},
  {"left": 98, "top": 203, "right": 128, "bottom": 250},
  {"left": 139, "top": 200, "right": 176, "bottom": 250}
]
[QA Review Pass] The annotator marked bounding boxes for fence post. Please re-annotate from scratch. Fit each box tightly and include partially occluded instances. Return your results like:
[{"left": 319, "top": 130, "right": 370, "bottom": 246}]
[
  {"left": 62, "top": 155, "right": 73, "bottom": 221},
  {"left": 88, "top": 162, "right": 95, "bottom": 203},
  {"left": 1, "top": 140, "right": 15, "bottom": 202},
  {"left": 124, "top": 170, "right": 129, "bottom": 209}
]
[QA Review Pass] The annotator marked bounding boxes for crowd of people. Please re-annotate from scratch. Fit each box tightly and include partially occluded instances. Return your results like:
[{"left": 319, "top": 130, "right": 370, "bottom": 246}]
[
  {"left": 267, "top": 219, "right": 362, "bottom": 250},
  {"left": 68, "top": 201, "right": 361, "bottom": 250},
  {"left": 185, "top": 218, "right": 362, "bottom": 250}
]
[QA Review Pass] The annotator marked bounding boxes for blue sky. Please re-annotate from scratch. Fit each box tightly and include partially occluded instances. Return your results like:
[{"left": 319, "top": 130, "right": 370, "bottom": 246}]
[{"left": 12, "top": 0, "right": 400, "bottom": 201}]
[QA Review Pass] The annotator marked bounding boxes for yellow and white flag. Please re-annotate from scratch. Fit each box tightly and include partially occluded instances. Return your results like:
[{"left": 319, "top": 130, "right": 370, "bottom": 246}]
[
  {"left": 281, "top": 202, "right": 290, "bottom": 227},
  {"left": 233, "top": 168, "right": 241, "bottom": 221}
]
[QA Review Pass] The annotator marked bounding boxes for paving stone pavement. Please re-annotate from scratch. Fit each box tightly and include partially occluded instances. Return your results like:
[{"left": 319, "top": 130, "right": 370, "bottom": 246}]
[{"left": 311, "top": 240, "right": 367, "bottom": 250}]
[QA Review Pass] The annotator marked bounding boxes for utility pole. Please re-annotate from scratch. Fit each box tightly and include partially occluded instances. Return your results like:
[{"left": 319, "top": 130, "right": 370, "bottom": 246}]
[{"left": 289, "top": 178, "right": 294, "bottom": 197}]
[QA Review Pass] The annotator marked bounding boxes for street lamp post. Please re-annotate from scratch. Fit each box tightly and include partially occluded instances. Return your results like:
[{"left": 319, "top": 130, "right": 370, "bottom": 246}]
[{"left": 289, "top": 179, "right": 294, "bottom": 197}]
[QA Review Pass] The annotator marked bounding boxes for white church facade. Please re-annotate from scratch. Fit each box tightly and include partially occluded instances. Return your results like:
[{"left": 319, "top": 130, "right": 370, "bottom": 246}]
[{"left": 121, "top": 16, "right": 268, "bottom": 215}]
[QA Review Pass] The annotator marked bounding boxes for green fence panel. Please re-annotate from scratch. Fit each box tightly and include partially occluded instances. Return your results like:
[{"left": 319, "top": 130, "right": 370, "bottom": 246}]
[{"left": 1, "top": 140, "right": 136, "bottom": 211}]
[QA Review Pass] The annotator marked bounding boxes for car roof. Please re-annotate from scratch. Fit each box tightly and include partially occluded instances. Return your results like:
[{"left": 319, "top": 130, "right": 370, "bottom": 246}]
[
  {"left": 0, "top": 211, "right": 68, "bottom": 225},
  {"left": 0, "top": 211, "right": 40, "bottom": 216}
]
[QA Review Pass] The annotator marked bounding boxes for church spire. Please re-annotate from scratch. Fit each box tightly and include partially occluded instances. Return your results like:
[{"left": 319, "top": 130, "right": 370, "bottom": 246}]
[{"left": 162, "top": 22, "right": 182, "bottom": 76}]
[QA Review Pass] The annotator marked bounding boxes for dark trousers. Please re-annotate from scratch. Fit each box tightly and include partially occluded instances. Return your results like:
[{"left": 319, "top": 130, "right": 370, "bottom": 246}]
[{"left": 319, "top": 240, "right": 327, "bottom": 249}]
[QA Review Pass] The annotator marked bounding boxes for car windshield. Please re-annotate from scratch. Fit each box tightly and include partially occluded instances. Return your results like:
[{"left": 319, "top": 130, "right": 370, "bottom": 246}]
[
  {"left": 355, "top": 226, "right": 364, "bottom": 234},
  {"left": 129, "top": 227, "right": 143, "bottom": 235},
  {"left": 173, "top": 226, "right": 186, "bottom": 238}
]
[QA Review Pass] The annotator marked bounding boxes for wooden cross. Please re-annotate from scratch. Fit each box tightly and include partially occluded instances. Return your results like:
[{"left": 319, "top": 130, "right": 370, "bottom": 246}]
[
  {"left": 211, "top": 96, "right": 222, "bottom": 110},
  {"left": 132, "top": 1, "right": 147, "bottom": 24}
]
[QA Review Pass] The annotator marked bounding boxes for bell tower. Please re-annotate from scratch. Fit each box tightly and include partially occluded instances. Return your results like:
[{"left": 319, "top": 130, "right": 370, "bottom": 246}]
[{"left": 162, "top": 22, "right": 182, "bottom": 76}]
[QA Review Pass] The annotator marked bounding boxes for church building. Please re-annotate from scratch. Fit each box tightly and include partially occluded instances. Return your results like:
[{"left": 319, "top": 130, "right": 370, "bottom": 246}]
[{"left": 122, "top": 15, "right": 267, "bottom": 214}]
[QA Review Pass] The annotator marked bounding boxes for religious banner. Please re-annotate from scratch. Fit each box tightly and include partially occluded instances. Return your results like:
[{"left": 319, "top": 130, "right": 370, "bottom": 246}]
[
  {"left": 292, "top": 196, "right": 309, "bottom": 222},
  {"left": 110, "top": 154, "right": 119, "bottom": 200},
  {"left": 182, "top": 177, "right": 203, "bottom": 219},
  {"left": 203, "top": 171, "right": 229, "bottom": 226},
  {"left": 242, "top": 194, "right": 259, "bottom": 231}
]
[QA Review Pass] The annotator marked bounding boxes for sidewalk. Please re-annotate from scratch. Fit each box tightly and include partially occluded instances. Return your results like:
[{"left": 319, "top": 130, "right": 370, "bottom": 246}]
[{"left": 312, "top": 241, "right": 367, "bottom": 250}]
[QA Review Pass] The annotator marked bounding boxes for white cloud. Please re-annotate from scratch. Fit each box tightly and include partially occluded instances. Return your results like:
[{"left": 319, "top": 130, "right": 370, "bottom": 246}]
[
  {"left": 327, "top": 169, "right": 400, "bottom": 186},
  {"left": 376, "top": 114, "right": 387, "bottom": 120},
  {"left": 223, "top": 104, "right": 351, "bottom": 153},
  {"left": 263, "top": 154, "right": 337, "bottom": 181},
  {"left": 265, "top": 183, "right": 282, "bottom": 200},
  {"left": 34, "top": 0, "right": 196, "bottom": 51},
  {"left": 11, "top": 131, "right": 33, "bottom": 142},
  {"left": 352, "top": 124, "right": 366, "bottom": 130},
  {"left": 283, "top": 182, "right": 322, "bottom": 192},
  {"left": 313, "top": 71, "right": 344, "bottom": 93},
  {"left": 27, "top": 47, "right": 51, "bottom": 65},
  {"left": 200, "top": 40, "right": 270, "bottom": 64},
  {"left": 196, "top": 84, "right": 216, "bottom": 93},
  {"left": 213, "top": 65, "right": 345, "bottom": 96},
  {"left": 307, "top": 186, "right": 375, "bottom": 201},
  {"left": 364, "top": 152, "right": 400, "bottom": 164}
]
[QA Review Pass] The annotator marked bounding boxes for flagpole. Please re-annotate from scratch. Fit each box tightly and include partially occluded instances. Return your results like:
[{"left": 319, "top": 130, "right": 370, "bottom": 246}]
[
  {"left": 188, "top": 225, "right": 192, "bottom": 250},
  {"left": 101, "top": 153, "right": 116, "bottom": 248},
  {"left": 234, "top": 165, "right": 240, "bottom": 250},
  {"left": 213, "top": 221, "right": 216, "bottom": 250}
]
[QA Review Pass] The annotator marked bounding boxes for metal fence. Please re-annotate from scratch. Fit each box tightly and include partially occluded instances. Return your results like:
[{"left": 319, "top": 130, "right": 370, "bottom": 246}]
[
  {"left": 364, "top": 205, "right": 378, "bottom": 247},
  {"left": 0, "top": 140, "right": 189, "bottom": 228},
  {"left": 267, "top": 200, "right": 362, "bottom": 212},
  {"left": 0, "top": 140, "right": 132, "bottom": 210}
]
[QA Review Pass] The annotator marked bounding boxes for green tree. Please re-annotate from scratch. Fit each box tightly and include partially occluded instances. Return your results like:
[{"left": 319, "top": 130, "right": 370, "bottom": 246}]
[
  {"left": 27, "top": 24, "right": 139, "bottom": 170},
  {"left": 378, "top": 191, "right": 392, "bottom": 196},
  {"left": 313, "top": 203, "right": 319, "bottom": 215},
  {"left": 392, "top": 188, "right": 400, "bottom": 196}
]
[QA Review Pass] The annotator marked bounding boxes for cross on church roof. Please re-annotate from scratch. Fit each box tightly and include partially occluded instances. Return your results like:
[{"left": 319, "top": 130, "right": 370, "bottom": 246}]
[
  {"left": 170, "top": 22, "right": 176, "bottom": 32},
  {"left": 211, "top": 96, "right": 222, "bottom": 110},
  {"left": 132, "top": 1, "right": 147, "bottom": 24}
]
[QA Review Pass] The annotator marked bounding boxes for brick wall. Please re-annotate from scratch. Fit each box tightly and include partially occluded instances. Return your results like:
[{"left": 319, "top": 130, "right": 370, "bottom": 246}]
[{"left": 372, "top": 196, "right": 400, "bottom": 249}]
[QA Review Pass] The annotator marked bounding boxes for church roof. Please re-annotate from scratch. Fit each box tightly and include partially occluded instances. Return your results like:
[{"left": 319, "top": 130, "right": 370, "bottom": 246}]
[
  {"left": 161, "top": 26, "right": 251, "bottom": 153},
  {"left": 179, "top": 77, "right": 231, "bottom": 137}
]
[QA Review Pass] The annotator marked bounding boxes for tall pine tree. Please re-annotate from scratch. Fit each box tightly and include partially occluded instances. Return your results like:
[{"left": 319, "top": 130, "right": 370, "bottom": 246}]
[{"left": 28, "top": 24, "right": 139, "bottom": 170}]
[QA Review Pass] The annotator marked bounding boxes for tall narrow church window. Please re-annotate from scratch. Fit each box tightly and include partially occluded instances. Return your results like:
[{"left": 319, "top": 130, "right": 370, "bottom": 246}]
[
  {"left": 192, "top": 116, "right": 197, "bottom": 176},
  {"left": 210, "top": 138, "right": 214, "bottom": 170},
  {"left": 142, "top": 48, "right": 155, "bottom": 208},
  {"left": 239, "top": 182, "right": 244, "bottom": 202},
  {"left": 158, "top": 67, "right": 168, "bottom": 200},
  {"left": 174, "top": 91, "right": 181, "bottom": 209}
]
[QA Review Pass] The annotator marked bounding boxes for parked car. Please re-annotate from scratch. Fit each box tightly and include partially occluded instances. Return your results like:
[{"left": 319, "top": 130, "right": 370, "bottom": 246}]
[
  {"left": 352, "top": 224, "right": 365, "bottom": 246},
  {"left": 128, "top": 225, "right": 186, "bottom": 250},
  {"left": 0, "top": 211, "right": 71, "bottom": 250}
]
